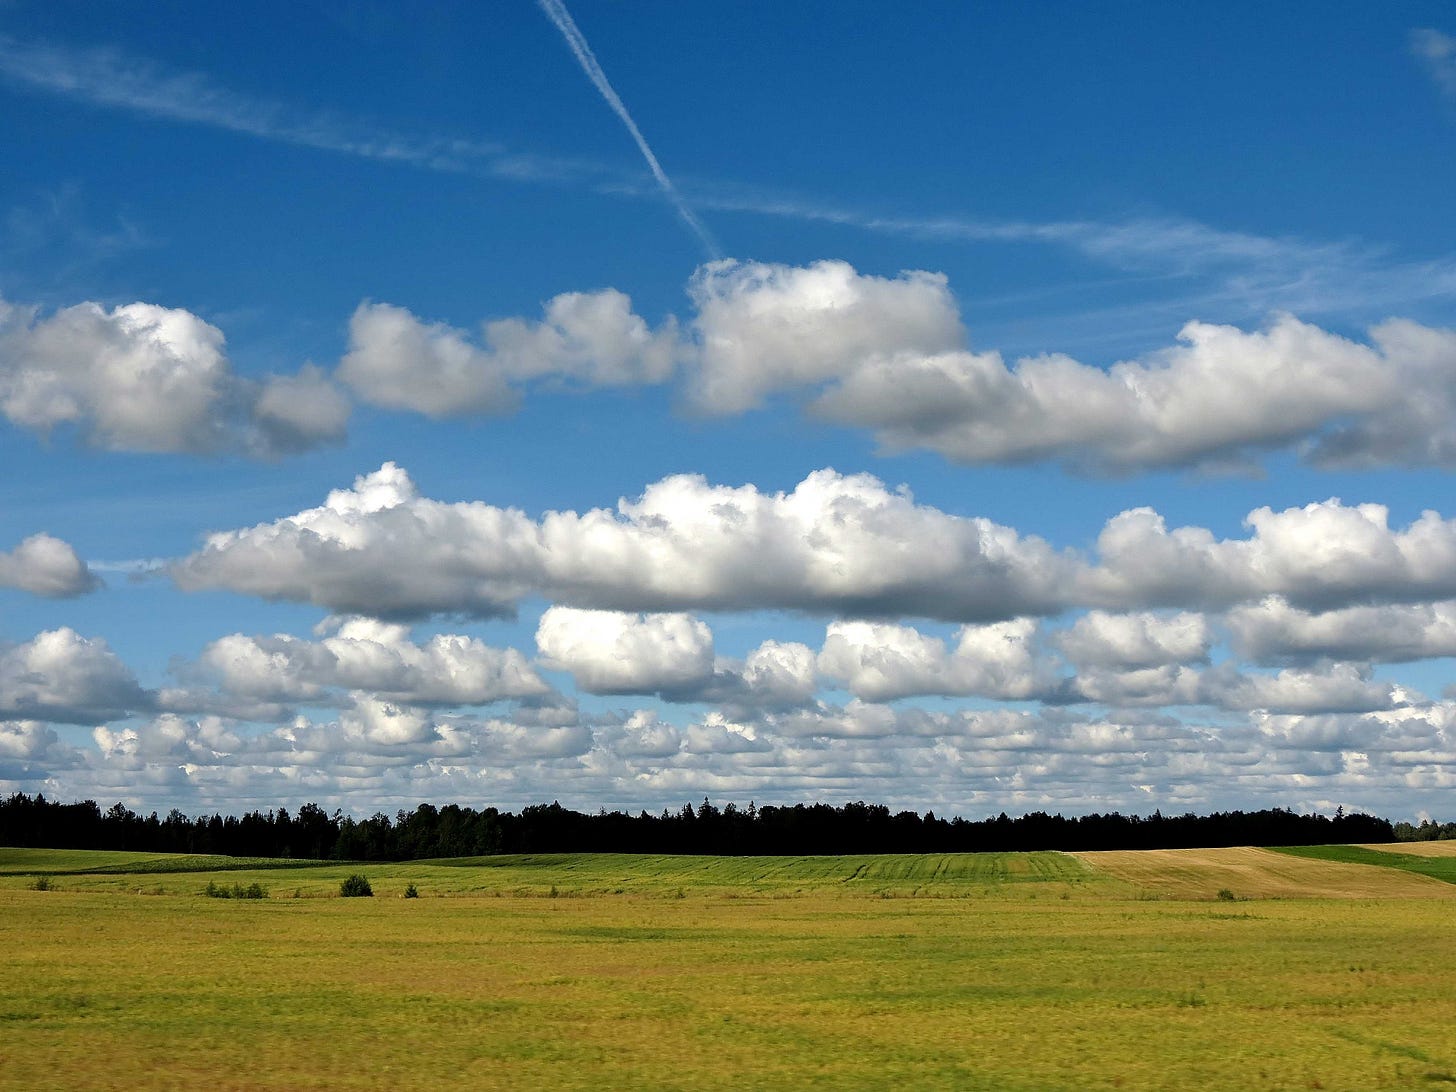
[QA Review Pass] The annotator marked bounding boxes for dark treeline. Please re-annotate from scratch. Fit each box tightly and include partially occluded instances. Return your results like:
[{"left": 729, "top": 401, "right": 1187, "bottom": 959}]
[{"left": 1, "top": 791, "right": 1426, "bottom": 860}]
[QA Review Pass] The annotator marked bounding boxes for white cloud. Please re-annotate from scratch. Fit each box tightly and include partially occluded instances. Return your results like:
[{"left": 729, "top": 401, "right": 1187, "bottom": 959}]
[
  {"left": 1086, "top": 498, "right": 1456, "bottom": 611},
  {"left": 175, "top": 463, "right": 1456, "bottom": 623},
  {"left": 0, "top": 34, "right": 609, "bottom": 188},
  {"left": 335, "top": 261, "right": 1456, "bottom": 473},
  {"left": 1053, "top": 611, "right": 1210, "bottom": 670},
  {"left": 0, "top": 628, "right": 149, "bottom": 723},
  {"left": 736, "top": 641, "right": 819, "bottom": 709},
  {"left": 817, "top": 619, "right": 1054, "bottom": 702},
  {"left": 0, "top": 720, "right": 77, "bottom": 763},
  {"left": 687, "top": 259, "right": 963, "bottom": 413},
  {"left": 190, "top": 617, "right": 549, "bottom": 707},
  {"left": 1412, "top": 28, "right": 1456, "bottom": 101},
  {"left": 0, "top": 296, "right": 348, "bottom": 456},
  {"left": 486, "top": 289, "right": 681, "bottom": 386},
  {"left": 16, "top": 680, "right": 1456, "bottom": 821},
  {"left": 336, "top": 303, "right": 517, "bottom": 417},
  {"left": 812, "top": 311, "right": 1456, "bottom": 473},
  {"left": 1228, "top": 597, "right": 1456, "bottom": 665},
  {"left": 536, "top": 607, "right": 715, "bottom": 694},
  {"left": 1070, "top": 661, "right": 1402, "bottom": 715},
  {"left": 0, "top": 533, "right": 99, "bottom": 597},
  {"left": 606, "top": 709, "right": 683, "bottom": 759},
  {"left": 251, "top": 365, "right": 351, "bottom": 454},
  {"left": 337, "top": 291, "right": 679, "bottom": 416},
  {"left": 533, "top": 609, "right": 819, "bottom": 711},
  {"left": 173, "top": 462, "right": 1073, "bottom": 621}
]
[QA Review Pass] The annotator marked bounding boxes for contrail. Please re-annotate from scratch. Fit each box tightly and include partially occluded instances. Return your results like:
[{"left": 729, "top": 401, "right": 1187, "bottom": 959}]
[{"left": 536, "top": 0, "right": 720, "bottom": 258}]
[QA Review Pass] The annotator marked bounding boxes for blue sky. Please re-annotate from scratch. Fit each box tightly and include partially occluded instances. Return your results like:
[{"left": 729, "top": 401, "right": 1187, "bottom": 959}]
[{"left": 3, "top": 1, "right": 1456, "bottom": 819}]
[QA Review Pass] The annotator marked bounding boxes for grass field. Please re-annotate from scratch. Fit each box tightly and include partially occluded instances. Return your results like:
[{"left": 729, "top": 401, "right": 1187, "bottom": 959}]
[
  {"left": 4, "top": 846, "right": 1456, "bottom": 1090},
  {"left": 1272, "top": 844, "right": 1456, "bottom": 887},
  {"left": 1076, "top": 845, "right": 1456, "bottom": 901}
]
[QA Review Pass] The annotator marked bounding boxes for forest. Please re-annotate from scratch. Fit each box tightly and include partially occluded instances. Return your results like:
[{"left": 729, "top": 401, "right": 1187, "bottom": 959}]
[{"left": 4, "top": 792, "right": 1442, "bottom": 860}]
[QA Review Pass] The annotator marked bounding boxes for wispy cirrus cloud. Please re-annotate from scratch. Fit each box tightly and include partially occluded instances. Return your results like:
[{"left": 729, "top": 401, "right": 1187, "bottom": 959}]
[
  {"left": 0, "top": 33, "right": 624, "bottom": 188},
  {"left": 1412, "top": 28, "right": 1456, "bottom": 101},
  {"left": 3, "top": 31, "right": 1453, "bottom": 331}
]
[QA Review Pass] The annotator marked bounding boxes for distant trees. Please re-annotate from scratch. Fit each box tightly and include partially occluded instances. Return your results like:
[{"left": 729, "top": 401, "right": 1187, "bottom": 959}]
[
  {"left": 1393, "top": 817, "right": 1456, "bottom": 841},
  {"left": 0, "top": 790, "right": 1418, "bottom": 861}
]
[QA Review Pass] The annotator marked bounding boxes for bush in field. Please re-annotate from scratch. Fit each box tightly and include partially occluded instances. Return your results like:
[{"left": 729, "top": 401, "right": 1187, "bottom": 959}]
[
  {"left": 403, "top": 883, "right": 419, "bottom": 899},
  {"left": 30, "top": 875, "right": 53, "bottom": 891},
  {"left": 205, "top": 880, "right": 268, "bottom": 899},
  {"left": 340, "top": 874, "right": 373, "bottom": 898},
  {"left": 1216, "top": 888, "right": 1238, "bottom": 902}
]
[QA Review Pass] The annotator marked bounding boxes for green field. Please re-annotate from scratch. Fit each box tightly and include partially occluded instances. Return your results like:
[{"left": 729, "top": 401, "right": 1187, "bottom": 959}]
[
  {"left": 1273, "top": 843, "right": 1456, "bottom": 886},
  {"left": 4, "top": 846, "right": 1456, "bottom": 1090}
]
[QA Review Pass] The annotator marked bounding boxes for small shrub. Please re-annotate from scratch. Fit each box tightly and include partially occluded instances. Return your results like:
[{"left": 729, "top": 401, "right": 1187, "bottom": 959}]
[
  {"left": 1216, "top": 888, "right": 1238, "bottom": 902},
  {"left": 339, "top": 874, "right": 373, "bottom": 898},
  {"left": 205, "top": 880, "right": 267, "bottom": 899},
  {"left": 403, "top": 883, "right": 419, "bottom": 899},
  {"left": 30, "top": 875, "right": 53, "bottom": 891}
]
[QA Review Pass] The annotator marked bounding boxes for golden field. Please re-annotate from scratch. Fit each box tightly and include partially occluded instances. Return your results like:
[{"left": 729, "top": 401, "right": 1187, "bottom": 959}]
[{"left": 3, "top": 846, "right": 1454, "bottom": 1090}]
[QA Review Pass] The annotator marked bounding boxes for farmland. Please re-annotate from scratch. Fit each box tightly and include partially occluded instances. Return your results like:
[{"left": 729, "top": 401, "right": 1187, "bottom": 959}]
[{"left": 3, "top": 845, "right": 1455, "bottom": 1090}]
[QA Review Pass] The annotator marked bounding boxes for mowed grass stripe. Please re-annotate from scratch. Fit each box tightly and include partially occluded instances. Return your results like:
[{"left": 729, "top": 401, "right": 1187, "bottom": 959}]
[
  {"left": 0, "top": 848, "right": 336, "bottom": 876},
  {"left": 1357, "top": 840, "right": 1456, "bottom": 858},
  {"left": 0, "top": 848, "right": 1101, "bottom": 899},
  {"left": 1272, "top": 844, "right": 1456, "bottom": 886},
  {"left": 1075, "top": 845, "right": 1456, "bottom": 900}
]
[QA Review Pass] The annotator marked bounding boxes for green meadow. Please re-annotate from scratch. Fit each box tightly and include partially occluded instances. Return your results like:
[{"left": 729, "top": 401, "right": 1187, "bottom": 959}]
[{"left": 3, "top": 846, "right": 1455, "bottom": 1090}]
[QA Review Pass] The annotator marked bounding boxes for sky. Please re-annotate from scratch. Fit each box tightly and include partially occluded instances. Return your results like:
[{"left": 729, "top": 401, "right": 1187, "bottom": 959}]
[{"left": 3, "top": 1, "right": 1456, "bottom": 821}]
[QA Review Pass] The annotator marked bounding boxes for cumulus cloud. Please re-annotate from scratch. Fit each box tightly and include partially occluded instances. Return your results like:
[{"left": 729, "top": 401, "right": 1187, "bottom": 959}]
[
  {"left": 734, "top": 641, "right": 820, "bottom": 709},
  {"left": 92, "top": 703, "right": 594, "bottom": 782},
  {"left": 0, "top": 719, "right": 84, "bottom": 780},
  {"left": 814, "top": 313, "right": 1416, "bottom": 472},
  {"left": 817, "top": 619, "right": 1057, "bottom": 702},
  {"left": 534, "top": 608, "right": 819, "bottom": 712},
  {"left": 1069, "top": 661, "right": 1403, "bottom": 715},
  {"left": 333, "top": 261, "right": 1456, "bottom": 473},
  {"left": 683, "top": 260, "right": 1456, "bottom": 472},
  {"left": 187, "top": 617, "right": 549, "bottom": 707},
  {"left": 173, "top": 462, "right": 1073, "bottom": 621},
  {"left": 1228, "top": 597, "right": 1456, "bottom": 665},
  {"left": 1053, "top": 611, "right": 1210, "bottom": 670},
  {"left": 0, "top": 296, "right": 348, "bottom": 456},
  {"left": 175, "top": 463, "right": 1456, "bottom": 623},
  {"left": 1086, "top": 498, "right": 1456, "bottom": 612},
  {"left": 14, "top": 671, "right": 1456, "bottom": 820},
  {"left": 251, "top": 365, "right": 351, "bottom": 454},
  {"left": 337, "top": 291, "right": 679, "bottom": 416},
  {"left": 686, "top": 259, "right": 963, "bottom": 413},
  {"left": 536, "top": 607, "right": 715, "bottom": 695},
  {"left": 0, "top": 628, "right": 150, "bottom": 723},
  {"left": 0, "top": 534, "right": 99, "bottom": 597}
]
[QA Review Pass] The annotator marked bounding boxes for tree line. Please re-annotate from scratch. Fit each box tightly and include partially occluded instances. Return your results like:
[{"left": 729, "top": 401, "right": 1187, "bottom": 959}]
[{"left": 1, "top": 791, "right": 1429, "bottom": 860}]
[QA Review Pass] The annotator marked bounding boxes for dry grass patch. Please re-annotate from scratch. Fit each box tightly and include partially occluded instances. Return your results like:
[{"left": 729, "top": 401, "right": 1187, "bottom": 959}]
[
  {"left": 1358, "top": 841, "right": 1456, "bottom": 858},
  {"left": 4, "top": 887, "right": 1456, "bottom": 1089},
  {"left": 1076, "top": 846, "right": 1456, "bottom": 900}
]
